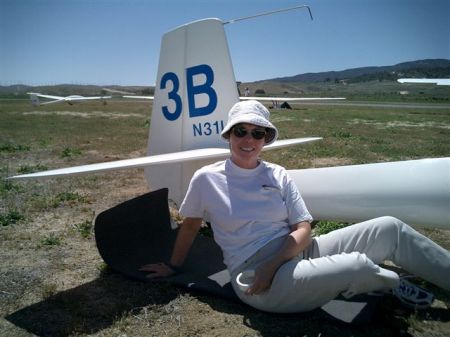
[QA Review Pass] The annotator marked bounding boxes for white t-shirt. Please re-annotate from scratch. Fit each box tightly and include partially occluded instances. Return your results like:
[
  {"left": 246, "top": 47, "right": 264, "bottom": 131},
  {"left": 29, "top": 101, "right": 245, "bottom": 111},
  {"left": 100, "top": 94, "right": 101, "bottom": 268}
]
[{"left": 179, "top": 159, "right": 313, "bottom": 272}]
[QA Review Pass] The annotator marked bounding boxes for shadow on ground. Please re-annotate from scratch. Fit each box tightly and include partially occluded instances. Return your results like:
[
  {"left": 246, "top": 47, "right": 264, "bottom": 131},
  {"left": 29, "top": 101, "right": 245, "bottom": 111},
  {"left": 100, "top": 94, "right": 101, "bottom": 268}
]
[
  {"left": 5, "top": 272, "right": 177, "bottom": 337},
  {"left": 197, "top": 289, "right": 450, "bottom": 337},
  {"left": 5, "top": 270, "right": 450, "bottom": 337}
]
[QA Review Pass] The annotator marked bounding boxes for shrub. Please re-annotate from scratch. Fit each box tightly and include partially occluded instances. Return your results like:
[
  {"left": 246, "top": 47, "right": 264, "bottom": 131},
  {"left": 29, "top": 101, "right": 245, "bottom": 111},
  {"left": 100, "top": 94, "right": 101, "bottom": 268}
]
[
  {"left": 73, "top": 220, "right": 93, "bottom": 238},
  {"left": 0, "top": 210, "right": 25, "bottom": 226},
  {"left": 61, "top": 147, "right": 82, "bottom": 158},
  {"left": 0, "top": 142, "right": 30, "bottom": 153},
  {"left": 53, "top": 191, "right": 88, "bottom": 207},
  {"left": 17, "top": 164, "right": 48, "bottom": 174},
  {"left": 40, "top": 234, "right": 62, "bottom": 246},
  {"left": 313, "top": 220, "right": 349, "bottom": 236}
]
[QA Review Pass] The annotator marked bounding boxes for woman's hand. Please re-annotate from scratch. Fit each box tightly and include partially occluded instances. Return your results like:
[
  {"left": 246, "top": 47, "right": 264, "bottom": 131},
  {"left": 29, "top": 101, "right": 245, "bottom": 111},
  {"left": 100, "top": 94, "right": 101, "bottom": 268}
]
[
  {"left": 245, "top": 221, "right": 311, "bottom": 295},
  {"left": 246, "top": 262, "right": 278, "bottom": 295},
  {"left": 139, "top": 262, "right": 176, "bottom": 279},
  {"left": 139, "top": 218, "right": 202, "bottom": 280}
]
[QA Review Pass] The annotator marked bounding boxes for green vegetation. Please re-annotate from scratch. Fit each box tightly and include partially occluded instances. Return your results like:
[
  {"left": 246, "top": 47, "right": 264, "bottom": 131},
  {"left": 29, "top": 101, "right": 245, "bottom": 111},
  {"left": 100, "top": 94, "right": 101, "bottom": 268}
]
[
  {"left": 0, "top": 210, "right": 25, "bottom": 226},
  {"left": 73, "top": 219, "right": 93, "bottom": 238},
  {"left": 262, "top": 103, "right": 450, "bottom": 169},
  {"left": 53, "top": 191, "right": 88, "bottom": 207},
  {"left": 40, "top": 233, "right": 62, "bottom": 246},
  {"left": 17, "top": 164, "right": 49, "bottom": 174},
  {"left": 247, "top": 78, "right": 450, "bottom": 103},
  {"left": 0, "top": 179, "right": 23, "bottom": 196},
  {"left": 348, "top": 66, "right": 450, "bottom": 84},
  {"left": 313, "top": 221, "right": 350, "bottom": 236},
  {"left": 61, "top": 147, "right": 82, "bottom": 158},
  {"left": 0, "top": 142, "right": 30, "bottom": 153}
]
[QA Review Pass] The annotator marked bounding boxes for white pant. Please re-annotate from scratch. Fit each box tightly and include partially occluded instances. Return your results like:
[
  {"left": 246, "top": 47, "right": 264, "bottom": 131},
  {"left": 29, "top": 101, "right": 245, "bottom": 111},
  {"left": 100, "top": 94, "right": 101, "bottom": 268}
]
[{"left": 231, "top": 216, "right": 450, "bottom": 313}]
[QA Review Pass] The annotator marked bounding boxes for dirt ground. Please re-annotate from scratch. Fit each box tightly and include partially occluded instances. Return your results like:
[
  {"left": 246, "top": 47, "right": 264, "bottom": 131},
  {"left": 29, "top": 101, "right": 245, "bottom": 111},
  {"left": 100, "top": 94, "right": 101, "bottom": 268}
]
[
  {"left": 2, "top": 169, "right": 450, "bottom": 337},
  {"left": 1, "top": 101, "right": 449, "bottom": 337}
]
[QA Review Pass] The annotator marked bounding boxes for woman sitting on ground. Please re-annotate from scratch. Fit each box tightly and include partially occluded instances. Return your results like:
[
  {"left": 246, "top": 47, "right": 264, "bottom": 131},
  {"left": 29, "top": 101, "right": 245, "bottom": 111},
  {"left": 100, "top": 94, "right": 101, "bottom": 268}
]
[{"left": 140, "top": 100, "right": 450, "bottom": 312}]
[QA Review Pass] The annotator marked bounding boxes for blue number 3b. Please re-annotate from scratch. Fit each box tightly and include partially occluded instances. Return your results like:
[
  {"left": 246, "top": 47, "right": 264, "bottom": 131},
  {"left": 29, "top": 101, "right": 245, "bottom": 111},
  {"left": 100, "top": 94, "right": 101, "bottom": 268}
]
[{"left": 160, "top": 64, "right": 218, "bottom": 121}]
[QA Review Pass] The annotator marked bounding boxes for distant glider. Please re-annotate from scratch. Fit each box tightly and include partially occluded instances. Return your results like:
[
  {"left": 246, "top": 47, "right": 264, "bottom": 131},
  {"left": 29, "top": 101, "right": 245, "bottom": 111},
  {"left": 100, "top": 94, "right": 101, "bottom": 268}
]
[
  {"left": 397, "top": 78, "right": 450, "bottom": 86},
  {"left": 28, "top": 92, "right": 112, "bottom": 106}
]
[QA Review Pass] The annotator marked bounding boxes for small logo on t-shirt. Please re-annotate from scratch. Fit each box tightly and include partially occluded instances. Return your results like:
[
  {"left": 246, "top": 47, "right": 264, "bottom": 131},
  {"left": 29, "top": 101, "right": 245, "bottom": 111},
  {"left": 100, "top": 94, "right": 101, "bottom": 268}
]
[{"left": 261, "top": 184, "right": 280, "bottom": 192}]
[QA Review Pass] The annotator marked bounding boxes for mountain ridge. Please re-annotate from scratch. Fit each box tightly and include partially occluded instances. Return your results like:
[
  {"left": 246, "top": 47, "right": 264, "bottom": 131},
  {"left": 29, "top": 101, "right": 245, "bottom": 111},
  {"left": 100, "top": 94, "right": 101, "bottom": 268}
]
[
  {"left": 1, "top": 59, "right": 449, "bottom": 97},
  {"left": 257, "top": 59, "right": 450, "bottom": 84}
]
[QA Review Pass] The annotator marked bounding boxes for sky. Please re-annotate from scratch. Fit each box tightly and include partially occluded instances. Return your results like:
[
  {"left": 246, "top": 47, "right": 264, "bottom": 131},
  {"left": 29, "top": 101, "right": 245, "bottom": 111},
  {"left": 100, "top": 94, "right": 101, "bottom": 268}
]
[{"left": 1, "top": 0, "right": 449, "bottom": 86}]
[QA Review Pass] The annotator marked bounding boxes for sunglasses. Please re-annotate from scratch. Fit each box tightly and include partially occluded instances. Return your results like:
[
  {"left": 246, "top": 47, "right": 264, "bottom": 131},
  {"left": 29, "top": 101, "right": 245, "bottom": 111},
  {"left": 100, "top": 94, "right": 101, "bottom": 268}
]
[{"left": 232, "top": 126, "right": 267, "bottom": 140}]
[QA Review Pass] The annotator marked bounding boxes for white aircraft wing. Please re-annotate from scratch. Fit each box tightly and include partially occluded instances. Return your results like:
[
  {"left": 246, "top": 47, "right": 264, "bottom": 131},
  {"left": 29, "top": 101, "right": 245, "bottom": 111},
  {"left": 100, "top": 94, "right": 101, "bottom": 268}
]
[
  {"left": 38, "top": 99, "right": 66, "bottom": 105},
  {"left": 27, "top": 93, "right": 65, "bottom": 105},
  {"left": 8, "top": 137, "right": 321, "bottom": 180},
  {"left": 27, "top": 92, "right": 112, "bottom": 105},
  {"left": 398, "top": 78, "right": 450, "bottom": 86},
  {"left": 240, "top": 96, "right": 346, "bottom": 101},
  {"left": 27, "top": 93, "right": 65, "bottom": 100},
  {"left": 122, "top": 95, "right": 154, "bottom": 100},
  {"left": 67, "top": 96, "right": 112, "bottom": 101},
  {"left": 265, "top": 137, "right": 322, "bottom": 149}
]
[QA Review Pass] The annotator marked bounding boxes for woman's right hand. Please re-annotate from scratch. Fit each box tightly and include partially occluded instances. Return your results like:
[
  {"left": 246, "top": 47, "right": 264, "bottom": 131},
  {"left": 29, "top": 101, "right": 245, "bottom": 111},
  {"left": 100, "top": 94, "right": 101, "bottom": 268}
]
[
  {"left": 139, "top": 218, "right": 201, "bottom": 279},
  {"left": 139, "top": 262, "right": 176, "bottom": 279}
]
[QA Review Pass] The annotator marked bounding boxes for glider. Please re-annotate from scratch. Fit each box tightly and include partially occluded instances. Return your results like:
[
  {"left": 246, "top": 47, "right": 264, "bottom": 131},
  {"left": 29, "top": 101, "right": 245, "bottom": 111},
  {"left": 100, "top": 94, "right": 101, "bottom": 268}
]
[
  {"left": 10, "top": 5, "right": 450, "bottom": 229},
  {"left": 27, "top": 92, "right": 112, "bottom": 106},
  {"left": 122, "top": 95, "right": 154, "bottom": 100},
  {"left": 397, "top": 78, "right": 450, "bottom": 86}
]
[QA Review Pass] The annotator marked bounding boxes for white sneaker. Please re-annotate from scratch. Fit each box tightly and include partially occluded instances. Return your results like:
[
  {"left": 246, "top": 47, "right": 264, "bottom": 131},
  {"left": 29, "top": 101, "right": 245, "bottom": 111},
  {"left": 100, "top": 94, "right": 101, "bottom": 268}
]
[{"left": 392, "top": 276, "right": 434, "bottom": 309}]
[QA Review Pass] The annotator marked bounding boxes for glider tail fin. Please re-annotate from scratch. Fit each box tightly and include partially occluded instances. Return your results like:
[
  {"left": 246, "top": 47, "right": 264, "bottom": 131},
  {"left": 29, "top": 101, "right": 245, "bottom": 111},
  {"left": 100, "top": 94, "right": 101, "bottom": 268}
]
[
  {"left": 145, "top": 18, "right": 239, "bottom": 205},
  {"left": 28, "top": 93, "right": 40, "bottom": 106}
]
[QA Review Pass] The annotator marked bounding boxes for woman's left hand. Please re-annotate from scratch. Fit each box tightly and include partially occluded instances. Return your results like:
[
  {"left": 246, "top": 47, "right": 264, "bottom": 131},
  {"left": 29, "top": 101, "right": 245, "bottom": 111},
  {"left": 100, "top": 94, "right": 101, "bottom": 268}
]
[{"left": 246, "top": 262, "right": 278, "bottom": 295}]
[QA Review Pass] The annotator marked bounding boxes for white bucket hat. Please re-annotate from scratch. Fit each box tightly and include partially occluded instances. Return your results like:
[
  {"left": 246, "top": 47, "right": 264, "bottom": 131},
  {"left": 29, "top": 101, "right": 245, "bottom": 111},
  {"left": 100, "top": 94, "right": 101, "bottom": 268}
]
[{"left": 221, "top": 100, "right": 278, "bottom": 145}]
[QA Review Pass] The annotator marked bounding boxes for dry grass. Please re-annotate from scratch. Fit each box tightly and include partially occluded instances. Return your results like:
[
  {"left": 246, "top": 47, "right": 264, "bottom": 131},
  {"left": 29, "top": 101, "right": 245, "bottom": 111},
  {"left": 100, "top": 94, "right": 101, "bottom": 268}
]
[{"left": 1, "top": 99, "right": 449, "bottom": 337}]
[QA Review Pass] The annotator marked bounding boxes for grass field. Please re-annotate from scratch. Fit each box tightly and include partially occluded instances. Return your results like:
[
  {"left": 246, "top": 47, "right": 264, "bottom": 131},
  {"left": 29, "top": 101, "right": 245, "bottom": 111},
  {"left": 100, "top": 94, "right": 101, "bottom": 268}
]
[{"left": 1, "top": 99, "right": 450, "bottom": 337}]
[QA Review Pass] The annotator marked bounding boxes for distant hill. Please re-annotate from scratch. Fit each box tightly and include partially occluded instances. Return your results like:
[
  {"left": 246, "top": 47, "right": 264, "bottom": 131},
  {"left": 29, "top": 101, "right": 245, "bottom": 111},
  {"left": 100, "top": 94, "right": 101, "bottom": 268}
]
[
  {"left": 263, "top": 59, "right": 450, "bottom": 84},
  {"left": 1, "top": 59, "right": 449, "bottom": 99}
]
